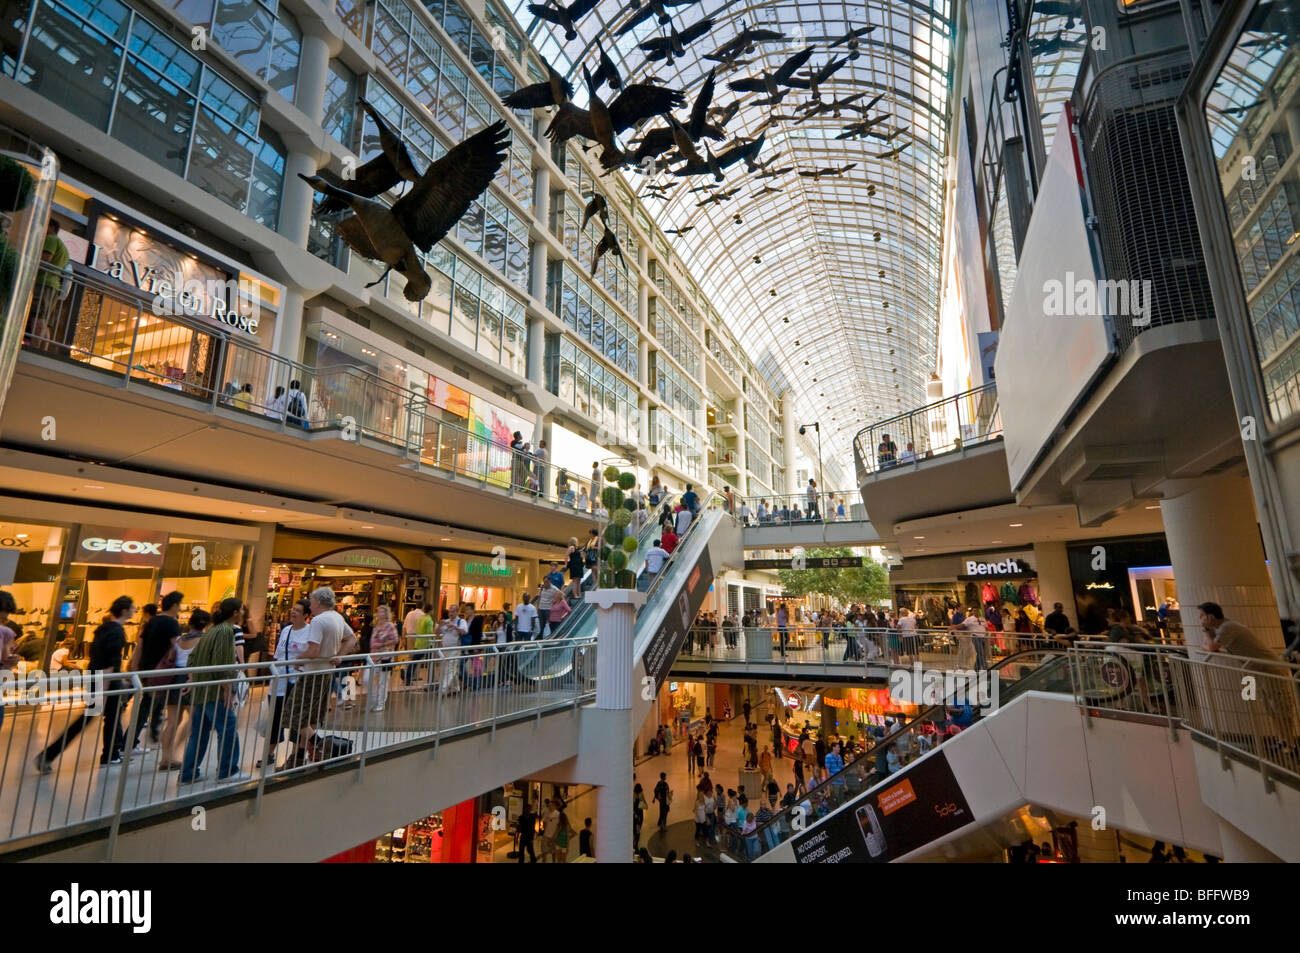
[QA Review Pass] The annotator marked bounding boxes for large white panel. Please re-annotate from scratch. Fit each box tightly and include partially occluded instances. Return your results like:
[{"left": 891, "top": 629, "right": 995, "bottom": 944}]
[
  {"left": 1191, "top": 745, "right": 1300, "bottom": 861},
  {"left": 994, "top": 112, "right": 1115, "bottom": 490}
]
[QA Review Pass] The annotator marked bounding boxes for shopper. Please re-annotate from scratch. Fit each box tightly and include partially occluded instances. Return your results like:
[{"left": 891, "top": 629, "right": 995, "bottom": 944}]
[
  {"left": 554, "top": 811, "right": 573, "bottom": 863},
  {"left": 180, "top": 598, "right": 249, "bottom": 783},
  {"left": 566, "top": 537, "right": 585, "bottom": 599},
  {"left": 513, "top": 593, "right": 538, "bottom": 640},
  {"left": 640, "top": 539, "right": 669, "bottom": 592},
  {"left": 0, "top": 592, "right": 20, "bottom": 735},
  {"left": 540, "top": 797, "right": 560, "bottom": 861},
  {"left": 660, "top": 524, "right": 679, "bottom": 556},
  {"left": 262, "top": 600, "right": 310, "bottom": 769},
  {"left": 367, "top": 604, "right": 399, "bottom": 712},
  {"left": 578, "top": 817, "right": 594, "bottom": 857},
  {"left": 134, "top": 590, "right": 185, "bottom": 753},
  {"left": 283, "top": 587, "right": 356, "bottom": 768},
  {"left": 438, "top": 604, "right": 467, "bottom": 694},
  {"left": 806, "top": 478, "right": 820, "bottom": 520},
  {"left": 759, "top": 744, "right": 773, "bottom": 784},
  {"left": 653, "top": 771, "right": 672, "bottom": 831},
  {"left": 516, "top": 804, "right": 538, "bottom": 863},
  {"left": 632, "top": 783, "right": 647, "bottom": 848},
  {"left": 35, "top": 595, "right": 135, "bottom": 774},
  {"left": 590, "top": 461, "right": 601, "bottom": 511},
  {"left": 400, "top": 602, "right": 427, "bottom": 686},
  {"left": 776, "top": 603, "right": 789, "bottom": 657},
  {"left": 537, "top": 576, "right": 560, "bottom": 637}
]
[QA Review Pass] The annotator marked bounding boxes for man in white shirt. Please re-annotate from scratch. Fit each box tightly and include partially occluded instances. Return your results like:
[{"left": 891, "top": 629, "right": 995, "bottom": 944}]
[
  {"left": 287, "top": 587, "right": 356, "bottom": 764},
  {"left": 757, "top": 501, "right": 769, "bottom": 523},
  {"left": 640, "top": 540, "right": 670, "bottom": 591},
  {"left": 513, "top": 593, "right": 539, "bottom": 640},
  {"left": 537, "top": 578, "right": 560, "bottom": 637},
  {"left": 898, "top": 442, "right": 917, "bottom": 464},
  {"left": 532, "top": 440, "right": 549, "bottom": 497},
  {"left": 896, "top": 608, "right": 918, "bottom": 662},
  {"left": 739, "top": 501, "right": 752, "bottom": 525},
  {"left": 437, "top": 604, "right": 469, "bottom": 692}
]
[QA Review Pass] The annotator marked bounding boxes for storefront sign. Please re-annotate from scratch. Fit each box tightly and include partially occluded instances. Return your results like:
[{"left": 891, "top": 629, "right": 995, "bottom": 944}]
[
  {"left": 311, "top": 548, "right": 405, "bottom": 572},
  {"left": 643, "top": 546, "right": 714, "bottom": 691},
  {"left": 73, "top": 526, "right": 169, "bottom": 568},
  {"left": 88, "top": 216, "right": 261, "bottom": 336},
  {"left": 462, "top": 561, "right": 514, "bottom": 579},
  {"left": 773, "top": 688, "right": 820, "bottom": 711},
  {"left": 958, "top": 556, "right": 1034, "bottom": 579},
  {"left": 744, "top": 557, "right": 866, "bottom": 570},
  {"left": 790, "top": 751, "right": 973, "bottom": 864}
]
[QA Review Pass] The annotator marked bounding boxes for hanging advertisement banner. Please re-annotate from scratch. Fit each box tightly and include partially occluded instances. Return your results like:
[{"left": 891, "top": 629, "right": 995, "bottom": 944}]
[
  {"left": 642, "top": 545, "right": 714, "bottom": 690},
  {"left": 790, "top": 750, "right": 972, "bottom": 863}
]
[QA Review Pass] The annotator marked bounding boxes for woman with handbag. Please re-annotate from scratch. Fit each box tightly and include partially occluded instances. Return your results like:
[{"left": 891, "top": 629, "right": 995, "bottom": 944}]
[
  {"left": 259, "top": 600, "right": 310, "bottom": 768},
  {"left": 367, "top": 604, "right": 399, "bottom": 712}
]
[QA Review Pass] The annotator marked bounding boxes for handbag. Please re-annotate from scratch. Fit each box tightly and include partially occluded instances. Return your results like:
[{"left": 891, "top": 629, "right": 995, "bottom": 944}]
[{"left": 126, "top": 637, "right": 144, "bottom": 673}]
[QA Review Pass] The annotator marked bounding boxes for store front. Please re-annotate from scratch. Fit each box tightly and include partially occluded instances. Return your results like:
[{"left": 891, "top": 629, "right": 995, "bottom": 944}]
[
  {"left": 435, "top": 553, "right": 530, "bottom": 616},
  {"left": 892, "top": 549, "right": 1042, "bottom": 630},
  {"left": 1065, "top": 536, "right": 1176, "bottom": 637},
  {"left": 266, "top": 535, "right": 431, "bottom": 636},
  {"left": 41, "top": 186, "right": 281, "bottom": 400},
  {"left": 0, "top": 506, "right": 257, "bottom": 670}
]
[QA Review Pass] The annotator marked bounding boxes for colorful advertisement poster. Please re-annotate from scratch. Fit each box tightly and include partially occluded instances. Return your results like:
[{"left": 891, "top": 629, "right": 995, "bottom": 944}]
[
  {"left": 791, "top": 750, "right": 972, "bottom": 863},
  {"left": 642, "top": 544, "right": 714, "bottom": 690}
]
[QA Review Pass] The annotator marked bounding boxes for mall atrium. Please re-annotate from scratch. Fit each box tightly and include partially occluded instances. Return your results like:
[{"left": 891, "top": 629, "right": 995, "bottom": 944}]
[{"left": 0, "top": 0, "right": 1295, "bottom": 869}]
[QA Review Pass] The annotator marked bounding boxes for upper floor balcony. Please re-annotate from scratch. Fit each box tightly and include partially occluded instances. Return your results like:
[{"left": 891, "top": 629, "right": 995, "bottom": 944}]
[
  {"left": 9, "top": 263, "right": 594, "bottom": 542},
  {"left": 851, "top": 383, "right": 1012, "bottom": 532}
]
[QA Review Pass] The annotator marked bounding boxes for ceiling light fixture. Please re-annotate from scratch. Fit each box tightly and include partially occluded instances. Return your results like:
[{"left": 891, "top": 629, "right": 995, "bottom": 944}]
[{"left": 1009, "top": 522, "right": 1023, "bottom": 527}]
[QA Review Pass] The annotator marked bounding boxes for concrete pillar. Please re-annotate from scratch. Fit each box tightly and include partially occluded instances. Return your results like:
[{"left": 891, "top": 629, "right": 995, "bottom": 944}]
[
  {"left": 532, "top": 166, "right": 551, "bottom": 225},
  {"left": 638, "top": 336, "right": 650, "bottom": 390},
  {"left": 1160, "top": 473, "right": 1283, "bottom": 648},
  {"left": 735, "top": 394, "right": 747, "bottom": 492},
  {"left": 529, "top": 242, "right": 548, "bottom": 306},
  {"left": 526, "top": 316, "right": 546, "bottom": 390},
  {"left": 245, "top": 523, "right": 278, "bottom": 647},
  {"left": 585, "top": 588, "right": 645, "bottom": 863},
  {"left": 1216, "top": 816, "right": 1282, "bottom": 862},
  {"left": 273, "top": 286, "right": 307, "bottom": 363},
  {"left": 782, "top": 398, "right": 797, "bottom": 496},
  {"left": 1033, "top": 541, "right": 1074, "bottom": 626},
  {"left": 278, "top": 30, "right": 332, "bottom": 250},
  {"left": 638, "top": 395, "right": 650, "bottom": 453}
]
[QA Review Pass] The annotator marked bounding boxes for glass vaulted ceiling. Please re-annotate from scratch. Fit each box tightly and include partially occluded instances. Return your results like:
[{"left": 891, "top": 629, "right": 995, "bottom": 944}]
[{"left": 508, "top": 0, "right": 954, "bottom": 467}]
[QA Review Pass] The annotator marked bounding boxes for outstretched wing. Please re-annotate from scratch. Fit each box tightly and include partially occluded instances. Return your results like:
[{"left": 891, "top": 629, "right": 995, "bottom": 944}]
[
  {"left": 638, "top": 35, "right": 672, "bottom": 57},
  {"left": 566, "top": 0, "right": 601, "bottom": 21},
  {"left": 527, "top": 3, "right": 567, "bottom": 27},
  {"left": 677, "top": 16, "right": 715, "bottom": 44},
  {"left": 628, "top": 126, "right": 675, "bottom": 164},
  {"left": 393, "top": 121, "right": 509, "bottom": 252},
  {"left": 727, "top": 76, "right": 767, "bottom": 93},
  {"left": 545, "top": 104, "right": 594, "bottom": 142},
  {"left": 503, "top": 80, "right": 563, "bottom": 109},
  {"left": 610, "top": 83, "right": 686, "bottom": 132},
  {"left": 315, "top": 154, "right": 403, "bottom": 212},
  {"left": 747, "top": 27, "right": 785, "bottom": 42},
  {"left": 775, "top": 47, "right": 813, "bottom": 83},
  {"left": 616, "top": 4, "right": 656, "bottom": 35},
  {"left": 688, "top": 69, "right": 715, "bottom": 139}
]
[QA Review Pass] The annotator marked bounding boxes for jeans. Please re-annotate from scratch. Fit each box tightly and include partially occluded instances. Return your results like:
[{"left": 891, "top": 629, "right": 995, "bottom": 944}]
[
  {"left": 181, "top": 699, "right": 240, "bottom": 781},
  {"left": 778, "top": 629, "right": 788, "bottom": 657},
  {"left": 537, "top": 608, "right": 551, "bottom": 638},
  {"left": 134, "top": 691, "right": 165, "bottom": 746},
  {"left": 637, "top": 571, "right": 656, "bottom": 592}
]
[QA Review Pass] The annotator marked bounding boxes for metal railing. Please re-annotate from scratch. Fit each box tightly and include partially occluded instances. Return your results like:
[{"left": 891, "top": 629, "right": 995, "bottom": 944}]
[
  {"left": 676, "top": 625, "right": 1069, "bottom": 669},
  {"left": 729, "top": 649, "right": 1072, "bottom": 860},
  {"left": 735, "top": 491, "right": 862, "bottom": 525},
  {"left": 19, "top": 261, "right": 628, "bottom": 510},
  {"left": 852, "top": 382, "right": 1002, "bottom": 481},
  {"left": 1067, "top": 642, "right": 1300, "bottom": 784},
  {"left": 0, "top": 637, "right": 595, "bottom": 853}
]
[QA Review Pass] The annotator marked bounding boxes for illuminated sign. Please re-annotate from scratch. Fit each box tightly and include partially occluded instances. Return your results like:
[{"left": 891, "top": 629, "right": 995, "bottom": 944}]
[{"left": 73, "top": 526, "right": 168, "bottom": 568}]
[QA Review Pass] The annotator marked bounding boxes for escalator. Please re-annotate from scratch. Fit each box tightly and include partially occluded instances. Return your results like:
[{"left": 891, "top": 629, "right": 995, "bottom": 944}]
[
  {"left": 731, "top": 649, "right": 1073, "bottom": 863},
  {"left": 516, "top": 491, "right": 742, "bottom": 712}
]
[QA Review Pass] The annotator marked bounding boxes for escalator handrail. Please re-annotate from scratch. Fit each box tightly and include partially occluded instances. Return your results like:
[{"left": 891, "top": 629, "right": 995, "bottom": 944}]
[
  {"left": 638, "top": 490, "right": 729, "bottom": 608},
  {"left": 742, "top": 649, "right": 1071, "bottom": 857}
]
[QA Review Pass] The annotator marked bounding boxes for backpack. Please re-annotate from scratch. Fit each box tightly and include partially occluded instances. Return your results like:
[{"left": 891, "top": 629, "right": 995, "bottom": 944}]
[{"left": 310, "top": 734, "right": 354, "bottom": 759}]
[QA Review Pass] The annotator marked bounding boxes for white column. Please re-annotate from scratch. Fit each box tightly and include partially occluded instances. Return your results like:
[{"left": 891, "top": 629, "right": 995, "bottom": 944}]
[
  {"left": 1032, "top": 541, "right": 1073, "bottom": 623},
  {"left": 272, "top": 286, "right": 306, "bottom": 364},
  {"left": 243, "top": 523, "right": 278, "bottom": 648},
  {"left": 585, "top": 588, "right": 645, "bottom": 863},
  {"left": 526, "top": 316, "right": 546, "bottom": 389},
  {"left": 1161, "top": 473, "right": 1283, "bottom": 648},
  {"left": 735, "top": 394, "right": 747, "bottom": 491},
  {"left": 279, "top": 30, "right": 332, "bottom": 250},
  {"left": 782, "top": 398, "right": 798, "bottom": 496},
  {"left": 533, "top": 166, "right": 551, "bottom": 224}
]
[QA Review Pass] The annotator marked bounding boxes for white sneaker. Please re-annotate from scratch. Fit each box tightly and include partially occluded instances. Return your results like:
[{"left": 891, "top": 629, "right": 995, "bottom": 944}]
[{"left": 219, "top": 772, "right": 252, "bottom": 783}]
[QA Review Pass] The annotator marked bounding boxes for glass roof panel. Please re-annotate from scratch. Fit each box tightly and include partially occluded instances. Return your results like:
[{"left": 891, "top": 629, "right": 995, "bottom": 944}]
[{"left": 508, "top": 0, "right": 954, "bottom": 463}]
